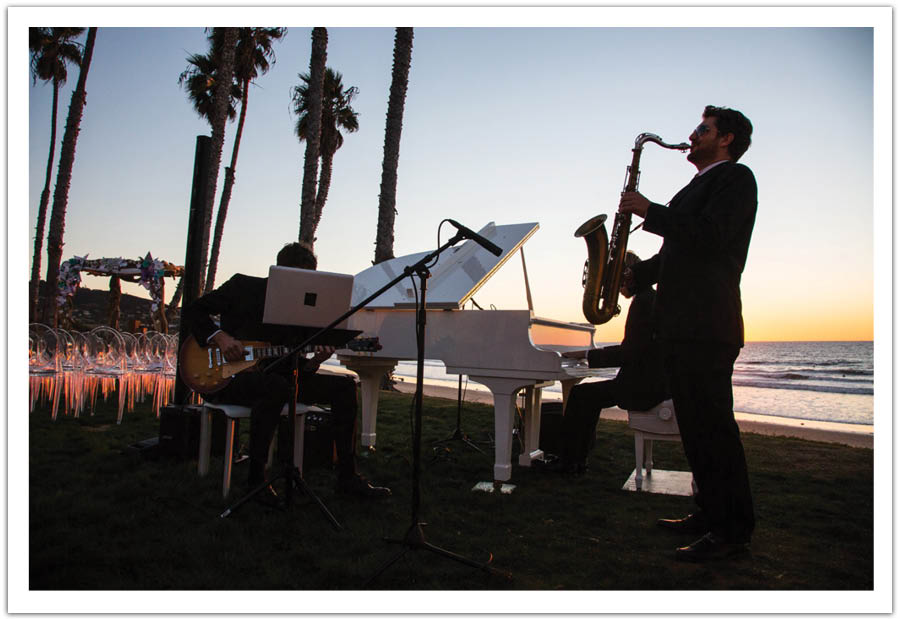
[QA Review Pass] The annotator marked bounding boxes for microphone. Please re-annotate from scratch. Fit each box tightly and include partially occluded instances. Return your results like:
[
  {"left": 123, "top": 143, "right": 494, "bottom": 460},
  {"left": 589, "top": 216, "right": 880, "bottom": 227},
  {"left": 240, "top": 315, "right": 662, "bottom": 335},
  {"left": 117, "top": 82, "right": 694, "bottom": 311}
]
[{"left": 447, "top": 219, "right": 503, "bottom": 256}]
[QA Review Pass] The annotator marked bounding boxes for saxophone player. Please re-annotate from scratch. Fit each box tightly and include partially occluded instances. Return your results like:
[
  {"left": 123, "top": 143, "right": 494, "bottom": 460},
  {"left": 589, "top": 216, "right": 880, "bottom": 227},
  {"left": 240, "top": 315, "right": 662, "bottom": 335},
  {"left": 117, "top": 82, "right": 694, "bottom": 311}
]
[{"left": 618, "top": 106, "right": 757, "bottom": 562}]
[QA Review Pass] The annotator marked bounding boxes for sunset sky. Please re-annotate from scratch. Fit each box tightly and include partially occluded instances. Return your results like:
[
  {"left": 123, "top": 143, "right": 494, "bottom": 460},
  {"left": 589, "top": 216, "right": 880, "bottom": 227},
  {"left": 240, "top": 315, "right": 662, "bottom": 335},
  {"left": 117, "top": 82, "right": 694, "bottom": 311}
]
[{"left": 13, "top": 7, "right": 888, "bottom": 343}]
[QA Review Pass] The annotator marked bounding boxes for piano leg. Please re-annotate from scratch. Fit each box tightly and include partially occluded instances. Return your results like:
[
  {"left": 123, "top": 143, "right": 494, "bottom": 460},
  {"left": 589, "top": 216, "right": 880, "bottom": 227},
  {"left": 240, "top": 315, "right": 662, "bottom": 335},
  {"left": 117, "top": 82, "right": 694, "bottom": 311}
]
[
  {"left": 340, "top": 359, "right": 397, "bottom": 449},
  {"left": 519, "top": 382, "right": 553, "bottom": 467},
  {"left": 467, "top": 376, "right": 537, "bottom": 483}
]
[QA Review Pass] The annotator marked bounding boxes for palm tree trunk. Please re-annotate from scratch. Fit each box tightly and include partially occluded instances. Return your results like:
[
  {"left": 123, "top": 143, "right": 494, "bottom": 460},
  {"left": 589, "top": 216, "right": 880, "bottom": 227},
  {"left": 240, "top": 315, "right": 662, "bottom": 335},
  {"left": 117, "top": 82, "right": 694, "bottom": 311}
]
[
  {"left": 30, "top": 79, "right": 60, "bottom": 323},
  {"left": 41, "top": 27, "right": 97, "bottom": 326},
  {"left": 205, "top": 77, "right": 249, "bottom": 293},
  {"left": 374, "top": 27, "right": 414, "bottom": 265},
  {"left": 198, "top": 27, "right": 237, "bottom": 293},
  {"left": 165, "top": 276, "right": 184, "bottom": 324},
  {"left": 108, "top": 275, "right": 121, "bottom": 329},
  {"left": 313, "top": 150, "right": 333, "bottom": 231},
  {"left": 299, "top": 27, "right": 328, "bottom": 248}
]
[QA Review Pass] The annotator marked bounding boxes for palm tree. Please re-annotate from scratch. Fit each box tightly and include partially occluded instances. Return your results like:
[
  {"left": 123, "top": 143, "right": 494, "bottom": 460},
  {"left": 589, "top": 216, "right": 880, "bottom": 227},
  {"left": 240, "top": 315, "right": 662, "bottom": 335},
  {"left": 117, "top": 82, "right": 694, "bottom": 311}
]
[
  {"left": 205, "top": 27, "right": 286, "bottom": 293},
  {"left": 293, "top": 67, "right": 359, "bottom": 247},
  {"left": 177, "top": 50, "right": 240, "bottom": 123},
  {"left": 297, "top": 27, "right": 328, "bottom": 249},
  {"left": 28, "top": 27, "right": 84, "bottom": 322},
  {"left": 374, "top": 28, "right": 414, "bottom": 265},
  {"left": 41, "top": 27, "right": 97, "bottom": 326},
  {"left": 177, "top": 27, "right": 238, "bottom": 294}
]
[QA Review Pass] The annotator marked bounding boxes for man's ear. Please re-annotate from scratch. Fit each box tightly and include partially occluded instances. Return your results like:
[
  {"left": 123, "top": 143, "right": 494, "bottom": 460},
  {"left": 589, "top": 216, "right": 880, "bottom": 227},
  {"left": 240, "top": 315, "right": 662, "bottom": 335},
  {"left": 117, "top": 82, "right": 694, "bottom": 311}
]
[{"left": 719, "top": 132, "right": 735, "bottom": 148}]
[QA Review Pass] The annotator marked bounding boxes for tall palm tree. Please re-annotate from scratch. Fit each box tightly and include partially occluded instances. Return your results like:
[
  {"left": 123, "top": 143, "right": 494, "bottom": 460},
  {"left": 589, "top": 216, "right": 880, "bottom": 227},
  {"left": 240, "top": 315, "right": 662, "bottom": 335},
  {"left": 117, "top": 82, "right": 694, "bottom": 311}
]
[
  {"left": 177, "top": 27, "right": 238, "bottom": 294},
  {"left": 41, "top": 27, "right": 97, "bottom": 327},
  {"left": 374, "top": 28, "right": 414, "bottom": 265},
  {"left": 292, "top": 66, "right": 359, "bottom": 246},
  {"left": 177, "top": 51, "right": 240, "bottom": 123},
  {"left": 297, "top": 27, "right": 328, "bottom": 249},
  {"left": 28, "top": 27, "right": 84, "bottom": 322},
  {"left": 205, "top": 27, "right": 286, "bottom": 293}
]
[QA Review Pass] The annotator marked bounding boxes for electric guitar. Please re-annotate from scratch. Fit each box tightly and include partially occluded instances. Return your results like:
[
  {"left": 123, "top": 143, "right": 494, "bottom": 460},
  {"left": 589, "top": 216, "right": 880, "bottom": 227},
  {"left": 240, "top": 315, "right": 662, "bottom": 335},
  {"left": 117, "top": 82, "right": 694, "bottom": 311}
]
[{"left": 178, "top": 334, "right": 381, "bottom": 394}]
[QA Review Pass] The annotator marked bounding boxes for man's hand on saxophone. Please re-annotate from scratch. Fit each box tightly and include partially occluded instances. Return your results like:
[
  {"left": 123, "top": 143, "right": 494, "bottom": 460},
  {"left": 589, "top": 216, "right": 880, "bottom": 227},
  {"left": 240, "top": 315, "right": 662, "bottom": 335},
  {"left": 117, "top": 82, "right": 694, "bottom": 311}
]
[{"left": 619, "top": 191, "right": 651, "bottom": 218}]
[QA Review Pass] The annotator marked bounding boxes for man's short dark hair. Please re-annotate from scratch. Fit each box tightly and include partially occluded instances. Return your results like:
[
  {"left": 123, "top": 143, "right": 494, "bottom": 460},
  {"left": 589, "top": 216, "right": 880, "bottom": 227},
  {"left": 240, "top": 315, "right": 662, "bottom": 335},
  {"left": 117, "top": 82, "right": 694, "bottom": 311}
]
[
  {"left": 704, "top": 105, "right": 753, "bottom": 162},
  {"left": 276, "top": 242, "right": 317, "bottom": 269}
]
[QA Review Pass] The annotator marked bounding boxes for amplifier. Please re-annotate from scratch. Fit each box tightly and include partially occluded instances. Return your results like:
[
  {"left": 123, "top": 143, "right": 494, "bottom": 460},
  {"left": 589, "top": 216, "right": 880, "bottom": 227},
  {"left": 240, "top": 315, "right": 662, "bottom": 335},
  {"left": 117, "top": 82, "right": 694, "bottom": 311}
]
[{"left": 299, "top": 407, "right": 337, "bottom": 469}]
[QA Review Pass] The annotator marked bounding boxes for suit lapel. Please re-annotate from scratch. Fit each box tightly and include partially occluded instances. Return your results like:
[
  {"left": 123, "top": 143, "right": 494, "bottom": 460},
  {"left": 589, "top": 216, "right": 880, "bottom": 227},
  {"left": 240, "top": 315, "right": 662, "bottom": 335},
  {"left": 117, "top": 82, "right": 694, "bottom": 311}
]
[{"left": 668, "top": 161, "right": 732, "bottom": 209}]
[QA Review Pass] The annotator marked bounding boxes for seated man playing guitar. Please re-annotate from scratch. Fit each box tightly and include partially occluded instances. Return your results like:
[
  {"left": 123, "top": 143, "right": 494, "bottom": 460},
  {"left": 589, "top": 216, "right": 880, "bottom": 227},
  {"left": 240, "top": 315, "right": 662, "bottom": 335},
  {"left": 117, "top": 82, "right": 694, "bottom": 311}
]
[{"left": 182, "top": 242, "right": 391, "bottom": 501}]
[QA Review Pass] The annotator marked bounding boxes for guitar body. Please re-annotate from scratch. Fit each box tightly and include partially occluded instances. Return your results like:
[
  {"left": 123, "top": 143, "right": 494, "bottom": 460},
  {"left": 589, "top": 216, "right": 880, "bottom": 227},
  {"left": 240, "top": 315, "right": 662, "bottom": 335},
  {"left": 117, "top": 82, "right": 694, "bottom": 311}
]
[
  {"left": 178, "top": 334, "right": 381, "bottom": 395},
  {"left": 178, "top": 336, "right": 270, "bottom": 394}
]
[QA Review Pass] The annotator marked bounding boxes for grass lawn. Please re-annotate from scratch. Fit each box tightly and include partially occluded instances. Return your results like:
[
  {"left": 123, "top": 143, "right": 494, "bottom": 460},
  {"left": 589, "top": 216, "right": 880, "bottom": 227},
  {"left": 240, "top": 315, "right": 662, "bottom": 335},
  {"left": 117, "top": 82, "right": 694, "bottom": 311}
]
[{"left": 27, "top": 389, "right": 874, "bottom": 596}]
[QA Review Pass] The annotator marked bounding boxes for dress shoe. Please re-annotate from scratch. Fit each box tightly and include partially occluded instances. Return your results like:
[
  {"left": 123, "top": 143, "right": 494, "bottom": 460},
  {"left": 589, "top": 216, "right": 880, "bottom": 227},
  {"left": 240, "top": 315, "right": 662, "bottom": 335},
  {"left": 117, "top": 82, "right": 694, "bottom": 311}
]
[
  {"left": 252, "top": 483, "right": 285, "bottom": 510},
  {"left": 674, "top": 532, "right": 749, "bottom": 563},
  {"left": 539, "top": 459, "right": 587, "bottom": 476},
  {"left": 656, "top": 513, "right": 708, "bottom": 535},
  {"left": 337, "top": 474, "right": 392, "bottom": 499}
]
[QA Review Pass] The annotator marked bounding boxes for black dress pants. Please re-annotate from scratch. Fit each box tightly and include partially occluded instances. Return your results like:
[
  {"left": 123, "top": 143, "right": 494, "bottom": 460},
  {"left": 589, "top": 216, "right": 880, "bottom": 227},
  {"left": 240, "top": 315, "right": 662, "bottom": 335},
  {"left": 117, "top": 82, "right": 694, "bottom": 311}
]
[
  {"left": 209, "top": 368, "right": 359, "bottom": 484},
  {"left": 664, "top": 342, "right": 755, "bottom": 543},
  {"left": 560, "top": 379, "right": 618, "bottom": 466}
]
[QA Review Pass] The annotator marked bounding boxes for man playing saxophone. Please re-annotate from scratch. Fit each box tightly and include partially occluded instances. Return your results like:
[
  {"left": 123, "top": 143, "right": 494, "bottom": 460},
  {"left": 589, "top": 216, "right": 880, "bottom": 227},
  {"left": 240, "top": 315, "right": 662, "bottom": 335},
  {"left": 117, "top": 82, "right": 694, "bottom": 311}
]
[{"left": 618, "top": 105, "right": 757, "bottom": 562}]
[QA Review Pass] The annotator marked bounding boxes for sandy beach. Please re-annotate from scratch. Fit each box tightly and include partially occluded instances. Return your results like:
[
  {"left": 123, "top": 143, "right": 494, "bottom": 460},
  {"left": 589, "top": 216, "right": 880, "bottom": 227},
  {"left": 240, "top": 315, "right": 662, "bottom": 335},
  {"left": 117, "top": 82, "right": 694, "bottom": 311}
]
[{"left": 390, "top": 379, "right": 874, "bottom": 449}]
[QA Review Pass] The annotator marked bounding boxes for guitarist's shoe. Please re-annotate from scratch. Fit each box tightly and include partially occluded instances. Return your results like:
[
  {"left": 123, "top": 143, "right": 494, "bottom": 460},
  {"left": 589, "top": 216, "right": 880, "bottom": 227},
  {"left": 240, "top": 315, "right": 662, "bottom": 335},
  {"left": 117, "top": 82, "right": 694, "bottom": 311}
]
[{"left": 337, "top": 474, "right": 392, "bottom": 499}]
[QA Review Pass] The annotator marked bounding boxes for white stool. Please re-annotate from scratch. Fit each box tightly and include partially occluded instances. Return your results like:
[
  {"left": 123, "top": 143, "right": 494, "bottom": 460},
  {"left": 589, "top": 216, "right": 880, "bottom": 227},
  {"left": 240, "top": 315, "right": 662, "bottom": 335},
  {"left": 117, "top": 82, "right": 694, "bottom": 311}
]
[
  {"left": 198, "top": 401, "right": 322, "bottom": 498},
  {"left": 627, "top": 399, "right": 683, "bottom": 491}
]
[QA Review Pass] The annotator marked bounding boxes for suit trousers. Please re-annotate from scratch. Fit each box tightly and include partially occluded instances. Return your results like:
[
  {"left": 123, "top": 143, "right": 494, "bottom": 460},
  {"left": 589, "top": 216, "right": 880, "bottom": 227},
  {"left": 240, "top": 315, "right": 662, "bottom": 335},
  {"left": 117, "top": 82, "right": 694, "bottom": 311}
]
[
  {"left": 664, "top": 342, "right": 755, "bottom": 543},
  {"left": 561, "top": 379, "right": 618, "bottom": 465},
  {"left": 209, "top": 367, "right": 359, "bottom": 485}
]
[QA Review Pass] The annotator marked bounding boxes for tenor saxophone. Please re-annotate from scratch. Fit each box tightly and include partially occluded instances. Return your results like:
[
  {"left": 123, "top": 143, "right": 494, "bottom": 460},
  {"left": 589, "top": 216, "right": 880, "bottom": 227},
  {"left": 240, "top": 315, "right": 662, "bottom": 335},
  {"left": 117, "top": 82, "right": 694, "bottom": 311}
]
[{"left": 575, "top": 133, "right": 689, "bottom": 324}]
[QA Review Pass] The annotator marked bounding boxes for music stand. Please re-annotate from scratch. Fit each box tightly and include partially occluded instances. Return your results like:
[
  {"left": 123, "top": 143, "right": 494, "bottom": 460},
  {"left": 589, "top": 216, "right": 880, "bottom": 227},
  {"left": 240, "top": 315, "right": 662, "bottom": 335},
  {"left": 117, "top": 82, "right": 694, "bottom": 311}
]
[{"left": 219, "top": 328, "right": 359, "bottom": 527}]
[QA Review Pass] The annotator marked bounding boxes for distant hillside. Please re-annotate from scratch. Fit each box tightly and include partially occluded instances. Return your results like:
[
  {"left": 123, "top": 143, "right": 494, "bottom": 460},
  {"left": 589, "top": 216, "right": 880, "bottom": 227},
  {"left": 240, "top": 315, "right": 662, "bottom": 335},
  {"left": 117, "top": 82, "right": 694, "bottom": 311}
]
[{"left": 36, "top": 281, "right": 180, "bottom": 333}]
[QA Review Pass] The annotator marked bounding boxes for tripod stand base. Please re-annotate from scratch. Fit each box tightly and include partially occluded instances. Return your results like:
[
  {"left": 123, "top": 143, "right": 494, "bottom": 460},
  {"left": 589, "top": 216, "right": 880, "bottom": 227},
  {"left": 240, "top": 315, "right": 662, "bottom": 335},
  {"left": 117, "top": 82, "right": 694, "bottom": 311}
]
[
  {"left": 364, "top": 522, "right": 499, "bottom": 587},
  {"left": 432, "top": 428, "right": 486, "bottom": 454},
  {"left": 219, "top": 466, "right": 342, "bottom": 530}
]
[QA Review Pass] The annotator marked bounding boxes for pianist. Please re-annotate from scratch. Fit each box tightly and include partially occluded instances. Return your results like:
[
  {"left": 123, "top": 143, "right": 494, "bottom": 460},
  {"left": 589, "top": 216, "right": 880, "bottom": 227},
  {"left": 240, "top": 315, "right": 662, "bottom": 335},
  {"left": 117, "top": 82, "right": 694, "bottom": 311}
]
[
  {"left": 551, "top": 251, "right": 669, "bottom": 475},
  {"left": 182, "top": 242, "right": 391, "bottom": 504}
]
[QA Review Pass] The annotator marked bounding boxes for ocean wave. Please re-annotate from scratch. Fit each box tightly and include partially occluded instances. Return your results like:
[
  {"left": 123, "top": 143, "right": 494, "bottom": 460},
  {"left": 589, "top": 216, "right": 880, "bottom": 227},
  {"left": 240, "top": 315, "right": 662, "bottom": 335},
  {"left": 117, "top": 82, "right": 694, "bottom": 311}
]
[{"left": 731, "top": 378, "right": 873, "bottom": 396}]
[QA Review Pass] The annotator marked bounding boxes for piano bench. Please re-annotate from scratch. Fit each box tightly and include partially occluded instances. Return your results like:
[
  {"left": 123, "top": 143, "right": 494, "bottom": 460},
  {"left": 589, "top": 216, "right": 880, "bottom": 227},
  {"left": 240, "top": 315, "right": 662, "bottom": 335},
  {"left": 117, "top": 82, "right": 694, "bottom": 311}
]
[
  {"left": 627, "top": 399, "right": 685, "bottom": 491},
  {"left": 198, "top": 401, "right": 322, "bottom": 499}
]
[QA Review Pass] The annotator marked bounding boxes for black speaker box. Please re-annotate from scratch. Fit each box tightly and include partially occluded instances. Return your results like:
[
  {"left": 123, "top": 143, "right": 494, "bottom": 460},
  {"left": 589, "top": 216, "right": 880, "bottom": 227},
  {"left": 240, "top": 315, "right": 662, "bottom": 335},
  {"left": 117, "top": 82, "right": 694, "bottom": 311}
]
[
  {"left": 158, "top": 405, "right": 238, "bottom": 460},
  {"left": 538, "top": 401, "right": 566, "bottom": 457},
  {"left": 300, "top": 407, "right": 337, "bottom": 469}
]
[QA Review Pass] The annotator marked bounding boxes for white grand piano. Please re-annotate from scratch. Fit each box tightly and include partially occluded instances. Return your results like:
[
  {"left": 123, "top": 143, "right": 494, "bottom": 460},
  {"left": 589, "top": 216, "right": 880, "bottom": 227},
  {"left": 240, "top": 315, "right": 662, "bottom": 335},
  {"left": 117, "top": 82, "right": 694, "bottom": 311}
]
[{"left": 338, "top": 222, "right": 603, "bottom": 484}]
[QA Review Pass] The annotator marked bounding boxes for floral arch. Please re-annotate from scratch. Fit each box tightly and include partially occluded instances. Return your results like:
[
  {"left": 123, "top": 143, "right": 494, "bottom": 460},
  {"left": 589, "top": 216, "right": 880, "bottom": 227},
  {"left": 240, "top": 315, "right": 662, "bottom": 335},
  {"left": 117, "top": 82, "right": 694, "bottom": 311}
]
[{"left": 56, "top": 253, "right": 184, "bottom": 333}]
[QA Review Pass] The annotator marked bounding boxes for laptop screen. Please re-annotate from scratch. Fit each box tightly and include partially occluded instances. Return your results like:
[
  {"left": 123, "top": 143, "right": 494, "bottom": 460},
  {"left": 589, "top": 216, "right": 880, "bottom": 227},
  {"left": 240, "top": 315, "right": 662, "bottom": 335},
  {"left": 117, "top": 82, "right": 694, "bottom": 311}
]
[{"left": 263, "top": 266, "right": 353, "bottom": 330}]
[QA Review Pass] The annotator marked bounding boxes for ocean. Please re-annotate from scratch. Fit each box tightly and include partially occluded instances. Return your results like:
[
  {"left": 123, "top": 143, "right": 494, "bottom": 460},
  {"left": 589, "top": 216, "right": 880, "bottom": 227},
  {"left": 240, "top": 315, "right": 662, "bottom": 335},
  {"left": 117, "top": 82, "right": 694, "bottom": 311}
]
[{"left": 330, "top": 341, "right": 874, "bottom": 427}]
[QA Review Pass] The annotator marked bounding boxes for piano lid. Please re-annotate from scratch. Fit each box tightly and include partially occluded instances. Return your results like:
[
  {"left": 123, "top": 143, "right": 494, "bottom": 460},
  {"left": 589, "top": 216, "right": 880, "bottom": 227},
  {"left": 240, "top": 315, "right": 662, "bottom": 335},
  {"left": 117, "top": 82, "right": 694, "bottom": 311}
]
[{"left": 352, "top": 221, "right": 540, "bottom": 309}]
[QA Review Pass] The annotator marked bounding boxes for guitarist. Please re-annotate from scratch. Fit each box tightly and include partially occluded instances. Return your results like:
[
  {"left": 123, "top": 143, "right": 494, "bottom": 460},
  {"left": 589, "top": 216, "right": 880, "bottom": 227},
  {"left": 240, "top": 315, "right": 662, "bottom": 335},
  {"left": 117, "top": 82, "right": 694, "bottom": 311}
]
[{"left": 182, "top": 242, "right": 391, "bottom": 503}]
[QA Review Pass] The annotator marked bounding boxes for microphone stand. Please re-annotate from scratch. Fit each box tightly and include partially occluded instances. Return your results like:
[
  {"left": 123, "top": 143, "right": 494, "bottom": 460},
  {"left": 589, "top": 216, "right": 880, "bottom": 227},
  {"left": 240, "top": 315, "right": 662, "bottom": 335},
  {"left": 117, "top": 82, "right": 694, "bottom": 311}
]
[{"left": 363, "top": 233, "right": 496, "bottom": 587}]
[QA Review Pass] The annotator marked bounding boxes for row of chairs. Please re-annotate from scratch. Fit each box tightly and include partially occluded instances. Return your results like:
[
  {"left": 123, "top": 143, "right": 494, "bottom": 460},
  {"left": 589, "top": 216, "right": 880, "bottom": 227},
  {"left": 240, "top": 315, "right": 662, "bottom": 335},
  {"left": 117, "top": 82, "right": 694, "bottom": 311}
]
[{"left": 29, "top": 323, "right": 181, "bottom": 422}]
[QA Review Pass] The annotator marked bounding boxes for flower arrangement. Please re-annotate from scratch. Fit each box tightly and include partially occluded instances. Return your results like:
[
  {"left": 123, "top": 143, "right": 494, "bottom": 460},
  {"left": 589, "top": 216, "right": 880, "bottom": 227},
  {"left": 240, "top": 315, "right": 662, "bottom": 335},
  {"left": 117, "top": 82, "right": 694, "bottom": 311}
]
[{"left": 56, "top": 253, "right": 184, "bottom": 314}]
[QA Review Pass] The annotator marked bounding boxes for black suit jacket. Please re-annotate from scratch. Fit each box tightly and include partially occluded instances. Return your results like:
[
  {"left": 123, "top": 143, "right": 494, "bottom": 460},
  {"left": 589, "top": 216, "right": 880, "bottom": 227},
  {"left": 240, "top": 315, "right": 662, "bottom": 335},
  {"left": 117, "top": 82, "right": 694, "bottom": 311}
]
[
  {"left": 632, "top": 161, "right": 757, "bottom": 347},
  {"left": 587, "top": 287, "right": 668, "bottom": 411},
  {"left": 183, "top": 273, "right": 299, "bottom": 346}
]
